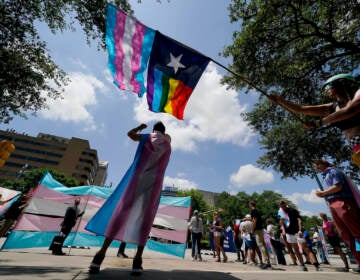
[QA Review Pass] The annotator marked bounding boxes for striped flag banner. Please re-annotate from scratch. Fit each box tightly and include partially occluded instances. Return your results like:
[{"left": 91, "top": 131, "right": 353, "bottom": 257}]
[{"left": 1, "top": 172, "right": 191, "bottom": 258}]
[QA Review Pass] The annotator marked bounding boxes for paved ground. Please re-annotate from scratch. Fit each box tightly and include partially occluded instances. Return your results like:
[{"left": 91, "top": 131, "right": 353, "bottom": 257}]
[{"left": 1, "top": 244, "right": 360, "bottom": 280}]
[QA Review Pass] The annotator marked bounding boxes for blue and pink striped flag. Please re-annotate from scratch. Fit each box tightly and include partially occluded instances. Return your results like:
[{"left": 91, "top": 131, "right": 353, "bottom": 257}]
[
  {"left": 106, "top": 4, "right": 210, "bottom": 120},
  {"left": 106, "top": 4, "right": 155, "bottom": 97}
]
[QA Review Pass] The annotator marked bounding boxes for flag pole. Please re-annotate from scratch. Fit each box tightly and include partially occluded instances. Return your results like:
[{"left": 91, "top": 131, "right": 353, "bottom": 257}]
[
  {"left": 162, "top": 33, "right": 310, "bottom": 125},
  {"left": 67, "top": 186, "right": 93, "bottom": 255},
  {"left": 161, "top": 32, "right": 269, "bottom": 97}
]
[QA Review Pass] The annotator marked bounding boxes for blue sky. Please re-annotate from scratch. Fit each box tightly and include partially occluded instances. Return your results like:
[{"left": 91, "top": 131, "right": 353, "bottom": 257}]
[{"left": 1, "top": 0, "right": 328, "bottom": 217}]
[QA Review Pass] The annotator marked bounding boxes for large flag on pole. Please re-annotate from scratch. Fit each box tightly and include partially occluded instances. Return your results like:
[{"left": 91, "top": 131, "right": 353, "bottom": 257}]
[
  {"left": 106, "top": 4, "right": 155, "bottom": 97},
  {"left": 105, "top": 4, "right": 210, "bottom": 120},
  {"left": 146, "top": 32, "right": 210, "bottom": 120}
]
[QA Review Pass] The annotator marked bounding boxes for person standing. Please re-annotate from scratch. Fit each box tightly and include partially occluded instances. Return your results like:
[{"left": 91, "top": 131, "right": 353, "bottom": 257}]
[
  {"left": 249, "top": 201, "right": 271, "bottom": 269},
  {"left": 49, "top": 197, "right": 83, "bottom": 255},
  {"left": 0, "top": 194, "right": 28, "bottom": 237},
  {"left": 86, "top": 122, "right": 171, "bottom": 275},
  {"left": 313, "top": 159, "right": 360, "bottom": 274},
  {"left": 188, "top": 210, "right": 204, "bottom": 261},
  {"left": 298, "top": 228, "right": 321, "bottom": 271},
  {"left": 319, "top": 212, "right": 350, "bottom": 272},
  {"left": 278, "top": 200, "right": 307, "bottom": 271},
  {"left": 233, "top": 218, "right": 245, "bottom": 262},
  {"left": 310, "top": 227, "right": 329, "bottom": 264},
  {"left": 241, "top": 214, "right": 257, "bottom": 265},
  {"left": 210, "top": 211, "right": 227, "bottom": 263},
  {"left": 266, "top": 218, "right": 286, "bottom": 265}
]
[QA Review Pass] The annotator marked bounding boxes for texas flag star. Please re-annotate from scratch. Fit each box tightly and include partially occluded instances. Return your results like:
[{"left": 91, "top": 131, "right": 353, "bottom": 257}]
[{"left": 167, "top": 53, "right": 185, "bottom": 74}]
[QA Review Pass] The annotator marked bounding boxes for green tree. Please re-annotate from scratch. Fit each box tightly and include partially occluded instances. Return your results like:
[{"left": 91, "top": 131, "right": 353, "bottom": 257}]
[
  {"left": 250, "top": 190, "right": 289, "bottom": 222},
  {"left": 2, "top": 168, "right": 80, "bottom": 193},
  {"left": 1, "top": 0, "right": 131, "bottom": 123},
  {"left": 223, "top": 0, "right": 360, "bottom": 182},
  {"left": 215, "top": 190, "right": 296, "bottom": 227},
  {"left": 176, "top": 189, "right": 209, "bottom": 215},
  {"left": 302, "top": 215, "right": 322, "bottom": 231}
]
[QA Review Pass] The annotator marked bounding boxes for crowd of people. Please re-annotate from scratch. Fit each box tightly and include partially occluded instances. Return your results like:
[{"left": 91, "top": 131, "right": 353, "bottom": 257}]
[
  {"left": 188, "top": 181, "right": 359, "bottom": 274},
  {"left": 0, "top": 71, "right": 359, "bottom": 276}
]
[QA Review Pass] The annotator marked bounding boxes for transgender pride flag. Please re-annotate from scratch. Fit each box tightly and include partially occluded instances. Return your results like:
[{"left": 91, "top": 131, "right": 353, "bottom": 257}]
[
  {"left": 106, "top": 4, "right": 155, "bottom": 97},
  {"left": 106, "top": 4, "right": 210, "bottom": 120}
]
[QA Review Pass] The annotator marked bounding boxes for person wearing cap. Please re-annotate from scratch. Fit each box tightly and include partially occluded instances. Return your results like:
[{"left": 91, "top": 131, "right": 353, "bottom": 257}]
[
  {"left": 240, "top": 214, "right": 257, "bottom": 265},
  {"left": 268, "top": 73, "right": 360, "bottom": 166},
  {"left": 313, "top": 159, "right": 360, "bottom": 273},
  {"left": 188, "top": 210, "right": 204, "bottom": 261}
]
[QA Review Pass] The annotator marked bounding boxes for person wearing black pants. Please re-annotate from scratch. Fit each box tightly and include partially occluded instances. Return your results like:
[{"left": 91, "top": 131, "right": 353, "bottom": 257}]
[
  {"left": 117, "top": 242, "right": 128, "bottom": 258},
  {"left": 49, "top": 197, "right": 83, "bottom": 255},
  {"left": 266, "top": 218, "right": 286, "bottom": 265}
]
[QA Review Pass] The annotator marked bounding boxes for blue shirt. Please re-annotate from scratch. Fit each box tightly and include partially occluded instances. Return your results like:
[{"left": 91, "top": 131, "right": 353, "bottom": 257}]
[
  {"left": 303, "top": 230, "right": 313, "bottom": 248},
  {"left": 322, "top": 167, "right": 352, "bottom": 201}
]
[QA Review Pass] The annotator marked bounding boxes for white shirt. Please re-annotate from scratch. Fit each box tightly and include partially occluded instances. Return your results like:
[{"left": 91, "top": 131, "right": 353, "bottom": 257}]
[{"left": 188, "top": 215, "right": 204, "bottom": 234}]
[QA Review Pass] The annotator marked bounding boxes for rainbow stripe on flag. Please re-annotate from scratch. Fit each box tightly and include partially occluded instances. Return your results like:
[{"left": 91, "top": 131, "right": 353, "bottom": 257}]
[
  {"left": 105, "top": 4, "right": 210, "bottom": 120},
  {"left": 147, "top": 32, "right": 210, "bottom": 120}
]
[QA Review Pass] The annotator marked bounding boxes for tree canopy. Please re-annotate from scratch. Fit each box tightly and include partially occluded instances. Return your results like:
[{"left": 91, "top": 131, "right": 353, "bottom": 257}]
[
  {"left": 223, "top": 0, "right": 360, "bottom": 181},
  {"left": 215, "top": 190, "right": 296, "bottom": 227},
  {"left": 0, "top": 0, "right": 131, "bottom": 124},
  {"left": 1, "top": 168, "right": 80, "bottom": 193},
  {"left": 177, "top": 189, "right": 210, "bottom": 214}
]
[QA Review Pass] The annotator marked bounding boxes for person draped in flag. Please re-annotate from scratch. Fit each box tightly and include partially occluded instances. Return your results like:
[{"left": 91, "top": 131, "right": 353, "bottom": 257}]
[
  {"left": 87, "top": 122, "right": 171, "bottom": 275},
  {"left": 313, "top": 159, "right": 360, "bottom": 274}
]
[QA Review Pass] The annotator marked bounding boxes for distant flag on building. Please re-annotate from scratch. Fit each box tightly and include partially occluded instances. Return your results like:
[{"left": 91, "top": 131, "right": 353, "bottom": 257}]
[
  {"left": 147, "top": 32, "right": 210, "bottom": 120},
  {"left": 105, "top": 4, "right": 210, "bottom": 120},
  {"left": 106, "top": 4, "right": 155, "bottom": 97}
]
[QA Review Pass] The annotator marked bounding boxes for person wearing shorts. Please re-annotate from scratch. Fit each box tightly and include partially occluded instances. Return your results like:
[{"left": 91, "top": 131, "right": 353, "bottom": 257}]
[
  {"left": 241, "top": 214, "right": 257, "bottom": 265},
  {"left": 278, "top": 200, "right": 308, "bottom": 271}
]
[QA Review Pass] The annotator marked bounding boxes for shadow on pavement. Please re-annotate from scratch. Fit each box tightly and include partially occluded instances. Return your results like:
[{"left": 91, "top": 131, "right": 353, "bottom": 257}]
[
  {"left": 0, "top": 265, "right": 77, "bottom": 276},
  {"left": 85, "top": 268, "right": 243, "bottom": 280}
]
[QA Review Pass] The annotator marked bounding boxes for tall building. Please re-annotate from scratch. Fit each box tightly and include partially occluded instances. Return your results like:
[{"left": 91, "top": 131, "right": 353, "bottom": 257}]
[
  {"left": 0, "top": 129, "right": 107, "bottom": 186},
  {"left": 93, "top": 160, "right": 108, "bottom": 186}
]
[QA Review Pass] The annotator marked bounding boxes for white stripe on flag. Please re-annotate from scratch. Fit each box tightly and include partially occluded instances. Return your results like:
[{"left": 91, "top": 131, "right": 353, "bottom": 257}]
[{"left": 122, "top": 15, "right": 136, "bottom": 91}]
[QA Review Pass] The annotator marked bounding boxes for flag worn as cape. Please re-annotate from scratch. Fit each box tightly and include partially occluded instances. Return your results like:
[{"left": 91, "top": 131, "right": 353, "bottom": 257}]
[
  {"left": 146, "top": 32, "right": 210, "bottom": 120},
  {"left": 106, "top": 3, "right": 155, "bottom": 96},
  {"left": 86, "top": 131, "right": 171, "bottom": 246}
]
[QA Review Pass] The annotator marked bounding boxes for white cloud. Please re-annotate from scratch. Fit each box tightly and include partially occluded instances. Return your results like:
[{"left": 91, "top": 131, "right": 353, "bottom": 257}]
[
  {"left": 163, "top": 175, "right": 198, "bottom": 191},
  {"left": 40, "top": 72, "right": 106, "bottom": 131},
  {"left": 300, "top": 209, "right": 317, "bottom": 217},
  {"left": 286, "top": 189, "right": 324, "bottom": 205},
  {"left": 230, "top": 164, "right": 274, "bottom": 188},
  {"left": 133, "top": 63, "right": 255, "bottom": 152}
]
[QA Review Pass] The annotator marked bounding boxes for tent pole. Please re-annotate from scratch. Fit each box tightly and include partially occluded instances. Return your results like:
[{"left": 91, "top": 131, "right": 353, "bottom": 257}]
[{"left": 67, "top": 186, "right": 93, "bottom": 255}]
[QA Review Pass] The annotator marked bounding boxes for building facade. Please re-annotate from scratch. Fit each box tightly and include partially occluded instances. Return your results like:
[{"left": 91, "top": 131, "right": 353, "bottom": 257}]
[
  {"left": 0, "top": 130, "right": 106, "bottom": 186},
  {"left": 93, "top": 160, "right": 108, "bottom": 186}
]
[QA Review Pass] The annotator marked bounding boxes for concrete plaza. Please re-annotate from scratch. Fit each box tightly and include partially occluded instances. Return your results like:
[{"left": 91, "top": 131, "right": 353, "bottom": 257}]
[{"left": 0, "top": 243, "right": 359, "bottom": 280}]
